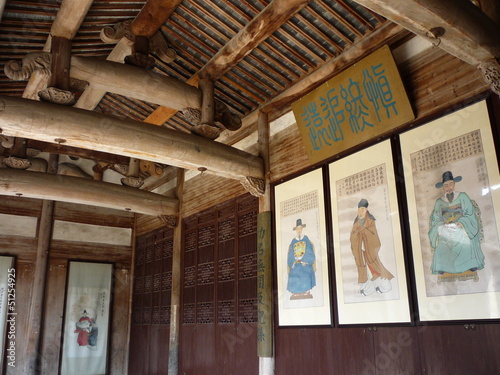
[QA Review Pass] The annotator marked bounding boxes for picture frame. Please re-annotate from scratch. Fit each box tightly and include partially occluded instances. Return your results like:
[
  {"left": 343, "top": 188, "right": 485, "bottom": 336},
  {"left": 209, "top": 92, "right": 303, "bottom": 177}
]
[
  {"left": 399, "top": 99, "right": 500, "bottom": 322},
  {"left": 274, "top": 168, "right": 332, "bottom": 326},
  {"left": 60, "top": 261, "right": 113, "bottom": 375},
  {"left": 0, "top": 256, "right": 14, "bottom": 373},
  {"left": 328, "top": 140, "right": 412, "bottom": 325}
]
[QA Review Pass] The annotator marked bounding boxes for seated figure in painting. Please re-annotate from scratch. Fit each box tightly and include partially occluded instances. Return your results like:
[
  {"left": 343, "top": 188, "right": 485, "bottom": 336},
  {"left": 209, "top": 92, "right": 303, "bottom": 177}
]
[
  {"left": 428, "top": 171, "right": 485, "bottom": 278},
  {"left": 286, "top": 219, "right": 316, "bottom": 300}
]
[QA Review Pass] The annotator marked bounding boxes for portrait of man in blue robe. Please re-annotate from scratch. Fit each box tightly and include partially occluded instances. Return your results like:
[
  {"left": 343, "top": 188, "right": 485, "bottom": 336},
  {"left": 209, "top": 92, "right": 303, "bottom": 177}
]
[
  {"left": 428, "top": 171, "right": 485, "bottom": 276},
  {"left": 286, "top": 218, "right": 316, "bottom": 300}
]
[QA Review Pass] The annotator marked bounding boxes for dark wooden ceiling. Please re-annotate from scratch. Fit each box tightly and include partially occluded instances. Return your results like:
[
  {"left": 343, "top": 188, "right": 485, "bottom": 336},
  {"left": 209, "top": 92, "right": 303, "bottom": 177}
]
[{"left": 0, "top": 0, "right": 497, "bottom": 196}]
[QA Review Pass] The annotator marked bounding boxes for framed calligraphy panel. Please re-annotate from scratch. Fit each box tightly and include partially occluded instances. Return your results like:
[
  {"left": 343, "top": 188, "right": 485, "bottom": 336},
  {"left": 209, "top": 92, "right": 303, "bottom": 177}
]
[
  {"left": 292, "top": 45, "right": 414, "bottom": 164},
  {"left": 60, "top": 261, "right": 113, "bottom": 375},
  {"left": 399, "top": 99, "right": 500, "bottom": 322},
  {"left": 328, "top": 140, "right": 412, "bottom": 325},
  {"left": 274, "top": 168, "right": 332, "bottom": 326}
]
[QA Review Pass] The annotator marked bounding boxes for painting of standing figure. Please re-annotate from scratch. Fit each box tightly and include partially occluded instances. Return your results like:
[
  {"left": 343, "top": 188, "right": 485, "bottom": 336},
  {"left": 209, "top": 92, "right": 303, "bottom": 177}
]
[
  {"left": 329, "top": 140, "right": 411, "bottom": 325},
  {"left": 274, "top": 168, "right": 332, "bottom": 326},
  {"left": 286, "top": 218, "right": 316, "bottom": 300},
  {"left": 350, "top": 199, "right": 394, "bottom": 296}
]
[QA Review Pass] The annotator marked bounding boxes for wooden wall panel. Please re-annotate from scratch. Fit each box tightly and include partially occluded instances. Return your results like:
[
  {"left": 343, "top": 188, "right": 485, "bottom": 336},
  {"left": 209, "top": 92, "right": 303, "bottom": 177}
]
[
  {"left": 4, "top": 263, "right": 34, "bottom": 375},
  {"left": 372, "top": 327, "right": 421, "bottom": 375},
  {"left": 54, "top": 201, "right": 134, "bottom": 228},
  {"left": 0, "top": 197, "right": 42, "bottom": 216},
  {"left": 39, "top": 263, "right": 67, "bottom": 375},
  {"left": 128, "top": 227, "right": 174, "bottom": 374},
  {"left": 0, "top": 195, "right": 133, "bottom": 375},
  {"left": 180, "top": 174, "right": 247, "bottom": 219},
  {"left": 109, "top": 268, "right": 132, "bottom": 375},
  {"left": 178, "top": 194, "right": 259, "bottom": 374},
  {"left": 418, "top": 324, "right": 500, "bottom": 374}
]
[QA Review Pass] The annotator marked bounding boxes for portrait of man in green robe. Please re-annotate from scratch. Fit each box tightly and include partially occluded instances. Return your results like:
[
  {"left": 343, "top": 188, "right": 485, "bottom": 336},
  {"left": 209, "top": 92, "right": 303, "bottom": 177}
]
[{"left": 428, "top": 171, "right": 485, "bottom": 276}]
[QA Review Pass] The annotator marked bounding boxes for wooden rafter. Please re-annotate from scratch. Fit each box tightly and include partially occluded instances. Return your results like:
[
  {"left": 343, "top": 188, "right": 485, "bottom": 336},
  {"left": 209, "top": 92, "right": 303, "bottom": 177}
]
[
  {"left": 131, "top": 0, "right": 183, "bottom": 37},
  {"left": 142, "top": 0, "right": 312, "bottom": 126},
  {"left": 351, "top": 0, "right": 500, "bottom": 66}
]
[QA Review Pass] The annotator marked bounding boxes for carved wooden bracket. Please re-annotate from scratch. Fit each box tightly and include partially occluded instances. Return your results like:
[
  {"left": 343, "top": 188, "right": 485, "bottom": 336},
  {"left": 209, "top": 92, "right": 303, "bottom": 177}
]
[
  {"left": 4, "top": 52, "right": 52, "bottom": 81},
  {"left": 121, "top": 176, "right": 144, "bottom": 188},
  {"left": 478, "top": 58, "right": 500, "bottom": 96},
  {"left": 3, "top": 156, "right": 32, "bottom": 170},
  {"left": 158, "top": 214, "right": 178, "bottom": 227},
  {"left": 241, "top": 176, "right": 265, "bottom": 197},
  {"left": 100, "top": 20, "right": 177, "bottom": 64},
  {"left": 4, "top": 52, "right": 88, "bottom": 105},
  {"left": 182, "top": 99, "right": 242, "bottom": 139},
  {"left": 38, "top": 87, "right": 76, "bottom": 106}
]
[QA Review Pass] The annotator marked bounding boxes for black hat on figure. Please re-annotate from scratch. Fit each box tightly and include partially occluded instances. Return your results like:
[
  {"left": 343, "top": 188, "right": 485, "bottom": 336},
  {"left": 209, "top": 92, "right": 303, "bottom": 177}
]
[
  {"left": 293, "top": 218, "right": 306, "bottom": 230},
  {"left": 358, "top": 199, "right": 369, "bottom": 208},
  {"left": 435, "top": 171, "right": 462, "bottom": 188}
]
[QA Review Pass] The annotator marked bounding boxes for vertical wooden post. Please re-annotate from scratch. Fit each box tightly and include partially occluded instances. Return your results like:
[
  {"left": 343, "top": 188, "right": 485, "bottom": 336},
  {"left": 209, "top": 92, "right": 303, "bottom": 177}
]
[
  {"left": 49, "top": 36, "right": 72, "bottom": 91},
  {"left": 257, "top": 110, "right": 274, "bottom": 374},
  {"left": 24, "top": 154, "right": 58, "bottom": 373},
  {"left": 168, "top": 168, "right": 185, "bottom": 375},
  {"left": 199, "top": 75, "right": 215, "bottom": 127}
]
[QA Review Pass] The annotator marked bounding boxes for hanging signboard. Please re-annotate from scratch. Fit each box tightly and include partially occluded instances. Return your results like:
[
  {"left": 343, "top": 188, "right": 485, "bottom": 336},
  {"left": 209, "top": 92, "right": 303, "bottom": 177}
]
[{"left": 291, "top": 45, "right": 414, "bottom": 164}]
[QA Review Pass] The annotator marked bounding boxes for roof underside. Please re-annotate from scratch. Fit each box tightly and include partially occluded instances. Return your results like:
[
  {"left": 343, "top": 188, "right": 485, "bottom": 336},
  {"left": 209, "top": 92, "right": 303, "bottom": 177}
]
[{"left": 0, "top": 0, "right": 386, "bottom": 134}]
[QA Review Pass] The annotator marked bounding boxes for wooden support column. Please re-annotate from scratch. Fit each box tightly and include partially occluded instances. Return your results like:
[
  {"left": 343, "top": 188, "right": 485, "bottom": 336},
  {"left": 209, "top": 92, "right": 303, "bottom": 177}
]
[
  {"left": 24, "top": 154, "right": 58, "bottom": 374},
  {"left": 168, "top": 168, "right": 185, "bottom": 375},
  {"left": 48, "top": 36, "right": 71, "bottom": 91},
  {"left": 193, "top": 75, "right": 219, "bottom": 138},
  {"left": 199, "top": 76, "right": 215, "bottom": 127},
  {"left": 257, "top": 111, "right": 274, "bottom": 375}
]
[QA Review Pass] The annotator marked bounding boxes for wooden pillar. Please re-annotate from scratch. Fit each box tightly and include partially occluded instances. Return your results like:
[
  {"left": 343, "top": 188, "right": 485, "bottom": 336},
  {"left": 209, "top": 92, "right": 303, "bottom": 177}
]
[
  {"left": 49, "top": 36, "right": 72, "bottom": 91},
  {"left": 199, "top": 75, "right": 215, "bottom": 127},
  {"left": 257, "top": 110, "right": 274, "bottom": 375},
  {"left": 168, "top": 168, "right": 185, "bottom": 375},
  {"left": 24, "top": 154, "right": 58, "bottom": 374}
]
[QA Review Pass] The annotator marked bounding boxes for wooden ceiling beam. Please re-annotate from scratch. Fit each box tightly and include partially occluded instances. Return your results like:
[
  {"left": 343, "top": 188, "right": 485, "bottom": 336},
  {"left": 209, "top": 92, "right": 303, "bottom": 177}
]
[
  {"left": 27, "top": 140, "right": 130, "bottom": 166},
  {"left": 0, "top": 96, "right": 264, "bottom": 182},
  {"left": 130, "top": 0, "right": 183, "bottom": 37},
  {"left": 0, "top": 168, "right": 178, "bottom": 217},
  {"left": 351, "top": 0, "right": 500, "bottom": 66},
  {"left": 70, "top": 55, "right": 202, "bottom": 112}
]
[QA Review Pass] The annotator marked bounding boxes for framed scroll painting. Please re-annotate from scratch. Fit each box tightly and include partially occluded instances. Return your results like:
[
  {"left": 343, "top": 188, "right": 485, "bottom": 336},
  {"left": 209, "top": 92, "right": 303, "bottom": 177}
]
[
  {"left": 274, "top": 168, "right": 332, "bottom": 326},
  {"left": 60, "top": 261, "right": 113, "bottom": 375},
  {"left": 400, "top": 100, "right": 500, "bottom": 322},
  {"left": 328, "top": 140, "right": 411, "bottom": 325}
]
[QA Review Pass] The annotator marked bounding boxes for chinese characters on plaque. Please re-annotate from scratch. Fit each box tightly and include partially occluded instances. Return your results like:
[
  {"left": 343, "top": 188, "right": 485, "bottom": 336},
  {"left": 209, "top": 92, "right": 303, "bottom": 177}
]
[{"left": 292, "top": 45, "right": 414, "bottom": 164}]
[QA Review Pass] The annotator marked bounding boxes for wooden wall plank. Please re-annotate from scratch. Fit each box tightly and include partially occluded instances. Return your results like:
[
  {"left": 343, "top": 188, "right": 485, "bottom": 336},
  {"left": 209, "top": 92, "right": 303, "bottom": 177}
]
[
  {"left": 5, "top": 263, "right": 34, "bottom": 375},
  {"left": 0, "top": 235, "right": 37, "bottom": 262},
  {"left": 418, "top": 324, "right": 497, "bottom": 374},
  {"left": 50, "top": 240, "right": 132, "bottom": 269},
  {"left": 372, "top": 327, "right": 422, "bottom": 375},
  {"left": 135, "top": 214, "right": 166, "bottom": 237},
  {"left": 40, "top": 263, "right": 67, "bottom": 375},
  {"left": 54, "top": 201, "right": 135, "bottom": 228},
  {"left": 109, "top": 268, "right": 132, "bottom": 374},
  {"left": 0, "top": 197, "right": 42, "bottom": 216},
  {"left": 275, "top": 327, "right": 339, "bottom": 374}
]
